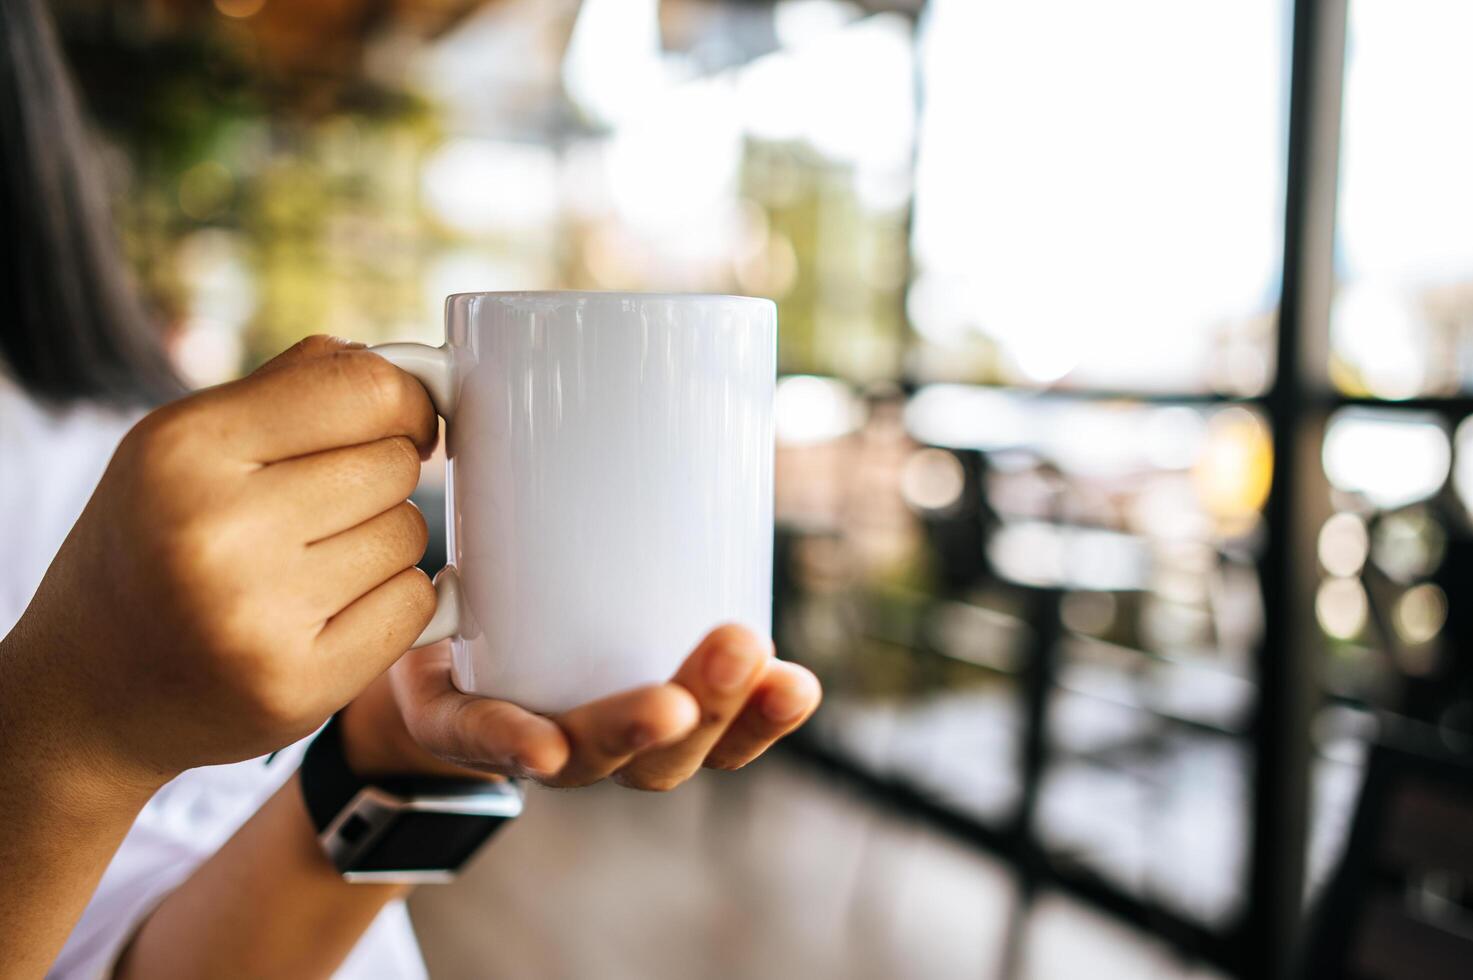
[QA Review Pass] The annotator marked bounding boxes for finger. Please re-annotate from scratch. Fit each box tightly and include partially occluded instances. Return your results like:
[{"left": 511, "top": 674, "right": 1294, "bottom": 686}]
[
  {"left": 198, "top": 345, "right": 437, "bottom": 463},
  {"left": 252, "top": 335, "right": 366, "bottom": 375},
  {"left": 300, "top": 500, "right": 428, "bottom": 617},
  {"left": 312, "top": 566, "right": 436, "bottom": 706},
  {"left": 391, "top": 642, "right": 570, "bottom": 778},
  {"left": 253, "top": 436, "right": 424, "bottom": 541},
  {"left": 614, "top": 625, "right": 770, "bottom": 792},
  {"left": 703, "top": 661, "right": 822, "bottom": 772},
  {"left": 547, "top": 684, "right": 700, "bottom": 788}
]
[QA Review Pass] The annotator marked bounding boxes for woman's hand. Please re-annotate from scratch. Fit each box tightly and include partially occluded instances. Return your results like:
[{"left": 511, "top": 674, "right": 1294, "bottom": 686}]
[
  {"left": 8, "top": 336, "right": 440, "bottom": 795},
  {"left": 341, "top": 626, "right": 821, "bottom": 791}
]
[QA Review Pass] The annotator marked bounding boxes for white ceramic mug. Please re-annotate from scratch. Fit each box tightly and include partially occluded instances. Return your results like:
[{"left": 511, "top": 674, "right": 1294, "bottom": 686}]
[{"left": 373, "top": 291, "right": 776, "bottom": 714}]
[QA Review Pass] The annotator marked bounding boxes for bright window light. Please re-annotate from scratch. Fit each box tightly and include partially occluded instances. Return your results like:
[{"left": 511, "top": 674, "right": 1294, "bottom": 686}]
[
  {"left": 1322, "top": 411, "right": 1451, "bottom": 509},
  {"left": 911, "top": 0, "right": 1285, "bottom": 388}
]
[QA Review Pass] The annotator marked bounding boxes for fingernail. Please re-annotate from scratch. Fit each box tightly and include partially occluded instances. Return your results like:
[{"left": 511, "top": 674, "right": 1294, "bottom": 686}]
[
  {"left": 626, "top": 724, "right": 655, "bottom": 750},
  {"left": 706, "top": 646, "right": 759, "bottom": 693},
  {"left": 762, "top": 684, "right": 809, "bottom": 724}
]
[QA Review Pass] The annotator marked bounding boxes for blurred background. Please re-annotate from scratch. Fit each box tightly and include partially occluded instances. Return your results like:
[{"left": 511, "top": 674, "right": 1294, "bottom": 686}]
[{"left": 51, "top": 0, "right": 1473, "bottom": 977}]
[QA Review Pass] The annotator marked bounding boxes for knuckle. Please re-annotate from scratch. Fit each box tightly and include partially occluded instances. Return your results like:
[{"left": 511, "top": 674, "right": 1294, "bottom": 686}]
[
  {"left": 190, "top": 622, "right": 311, "bottom": 732},
  {"left": 159, "top": 517, "right": 217, "bottom": 577},
  {"left": 381, "top": 502, "right": 429, "bottom": 566},
  {"left": 126, "top": 405, "right": 196, "bottom": 471},
  {"left": 450, "top": 705, "right": 498, "bottom": 765},
  {"left": 290, "top": 334, "right": 343, "bottom": 359},
  {"left": 202, "top": 598, "right": 270, "bottom": 659},
  {"left": 399, "top": 501, "right": 430, "bottom": 555},
  {"left": 368, "top": 439, "right": 422, "bottom": 502},
  {"left": 346, "top": 351, "right": 415, "bottom": 418},
  {"left": 383, "top": 435, "right": 423, "bottom": 486},
  {"left": 167, "top": 508, "right": 247, "bottom": 578},
  {"left": 401, "top": 567, "right": 437, "bottom": 622},
  {"left": 243, "top": 671, "right": 312, "bottom": 732}
]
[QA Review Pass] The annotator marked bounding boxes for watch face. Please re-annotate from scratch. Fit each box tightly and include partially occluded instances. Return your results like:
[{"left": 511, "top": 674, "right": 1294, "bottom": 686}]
[{"left": 353, "top": 811, "right": 502, "bottom": 873}]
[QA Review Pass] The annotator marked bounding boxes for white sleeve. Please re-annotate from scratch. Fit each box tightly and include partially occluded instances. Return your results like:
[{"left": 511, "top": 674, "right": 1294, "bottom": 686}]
[
  {"left": 44, "top": 750, "right": 425, "bottom": 980},
  {"left": 45, "top": 752, "right": 303, "bottom": 980},
  {"left": 46, "top": 827, "right": 426, "bottom": 980}
]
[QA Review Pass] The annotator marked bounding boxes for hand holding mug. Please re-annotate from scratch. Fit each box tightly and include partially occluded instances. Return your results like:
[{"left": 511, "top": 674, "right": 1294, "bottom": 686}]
[
  {"left": 7, "top": 336, "right": 440, "bottom": 794},
  {"left": 343, "top": 291, "right": 817, "bottom": 791},
  {"left": 343, "top": 629, "right": 821, "bottom": 792}
]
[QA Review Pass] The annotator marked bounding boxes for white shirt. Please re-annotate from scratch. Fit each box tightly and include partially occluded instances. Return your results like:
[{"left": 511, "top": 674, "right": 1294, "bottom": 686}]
[{"left": 0, "top": 376, "right": 426, "bottom": 980}]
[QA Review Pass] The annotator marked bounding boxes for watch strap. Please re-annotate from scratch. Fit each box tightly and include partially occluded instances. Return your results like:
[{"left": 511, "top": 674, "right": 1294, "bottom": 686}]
[
  {"left": 299, "top": 713, "right": 362, "bottom": 834},
  {"left": 301, "top": 713, "right": 518, "bottom": 834}
]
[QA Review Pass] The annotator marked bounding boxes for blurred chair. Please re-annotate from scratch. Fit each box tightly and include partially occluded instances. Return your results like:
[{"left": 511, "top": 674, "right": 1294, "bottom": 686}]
[
  {"left": 915, "top": 447, "right": 993, "bottom": 594},
  {"left": 1302, "top": 740, "right": 1473, "bottom": 980}
]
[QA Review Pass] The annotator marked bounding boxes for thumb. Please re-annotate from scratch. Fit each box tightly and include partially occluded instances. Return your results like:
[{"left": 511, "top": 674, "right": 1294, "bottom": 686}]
[{"left": 389, "top": 641, "right": 571, "bottom": 779}]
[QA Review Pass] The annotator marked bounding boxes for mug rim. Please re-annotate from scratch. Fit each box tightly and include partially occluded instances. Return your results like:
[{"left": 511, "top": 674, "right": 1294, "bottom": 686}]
[{"left": 445, "top": 289, "right": 773, "bottom": 306}]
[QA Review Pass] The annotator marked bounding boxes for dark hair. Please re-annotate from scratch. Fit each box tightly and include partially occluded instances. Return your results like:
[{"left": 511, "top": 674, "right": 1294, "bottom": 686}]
[{"left": 0, "top": 0, "right": 182, "bottom": 407}]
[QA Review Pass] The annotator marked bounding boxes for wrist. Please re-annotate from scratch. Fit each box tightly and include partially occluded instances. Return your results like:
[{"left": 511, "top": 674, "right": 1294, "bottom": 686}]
[
  {"left": 0, "top": 627, "right": 163, "bottom": 824},
  {"left": 339, "top": 674, "right": 442, "bottom": 778},
  {"left": 339, "top": 673, "right": 498, "bottom": 781}
]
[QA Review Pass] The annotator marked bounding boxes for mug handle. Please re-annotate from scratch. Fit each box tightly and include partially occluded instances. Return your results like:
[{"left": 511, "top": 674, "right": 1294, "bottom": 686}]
[{"left": 371, "top": 342, "right": 461, "bottom": 649}]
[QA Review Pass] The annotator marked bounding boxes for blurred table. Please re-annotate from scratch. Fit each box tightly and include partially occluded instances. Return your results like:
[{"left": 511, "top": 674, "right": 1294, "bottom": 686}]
[{"left": 409, "top": 757, "right": 1227, "bottom": 980}]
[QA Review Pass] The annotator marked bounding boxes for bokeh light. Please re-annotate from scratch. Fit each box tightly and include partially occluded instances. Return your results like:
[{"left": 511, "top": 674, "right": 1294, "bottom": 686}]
[
  {"left": 899, "top": 447, "right": 965, "bottom": 512},
  {"left": 1193, "top": 408, "right": 1273, "bottom": 529},
  {"left": 1322, "top": 412, "right": 1450, "bottom": 509},
  {"left": 1393, "top": 582, "right": 1447, "bottom": 647},
  {"left": 774, "top": 375, "right": 862, "bottom": 446},
  {"left": 1316, "top": 577, "right": 1369, "bottom": 641},
  {"left": 1370, "top": 508, "right": 1445, "bottom": 583},
  {"left": 1317, "top": 513, "right": 1370, "bottom": 578}
]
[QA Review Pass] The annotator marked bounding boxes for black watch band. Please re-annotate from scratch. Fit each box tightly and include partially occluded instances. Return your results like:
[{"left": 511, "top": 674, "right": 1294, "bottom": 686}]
[
  {"left": 300, "top": 712, "right": 367, "bottom": 832},
  {"left": 300, "top": 714, "right": 522, "bottom": 883}
]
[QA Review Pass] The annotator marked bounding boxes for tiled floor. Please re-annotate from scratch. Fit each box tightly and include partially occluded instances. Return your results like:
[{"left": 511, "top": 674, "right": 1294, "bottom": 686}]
[{"left": 408, "top": 757, "right": 1226, "bottom": 980}]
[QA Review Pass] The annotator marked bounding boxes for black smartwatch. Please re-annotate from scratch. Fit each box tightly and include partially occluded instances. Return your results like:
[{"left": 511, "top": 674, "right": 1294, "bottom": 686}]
[{"left": 299, "top": 714, "right": 522, "bottom": 883}]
